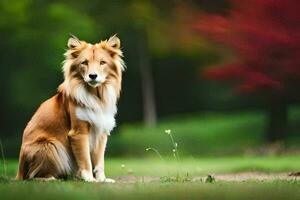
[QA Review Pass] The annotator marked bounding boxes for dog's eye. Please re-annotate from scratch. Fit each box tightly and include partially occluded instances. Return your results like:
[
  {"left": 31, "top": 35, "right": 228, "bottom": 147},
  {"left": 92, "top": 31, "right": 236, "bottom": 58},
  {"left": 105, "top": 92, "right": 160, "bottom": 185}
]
[
  {"left": 81, "top": 60, "right": 88, "bottom": 65},
  {"left": 100, "top": 60, "right": 106, "bottom": 65}
]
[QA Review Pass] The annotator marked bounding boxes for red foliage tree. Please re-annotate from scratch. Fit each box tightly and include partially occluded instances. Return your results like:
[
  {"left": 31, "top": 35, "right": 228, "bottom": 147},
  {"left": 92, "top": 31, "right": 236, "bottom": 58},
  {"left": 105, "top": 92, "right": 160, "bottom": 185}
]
[{"left": 194, "top": 0, "right": 300, "bottom": 142}]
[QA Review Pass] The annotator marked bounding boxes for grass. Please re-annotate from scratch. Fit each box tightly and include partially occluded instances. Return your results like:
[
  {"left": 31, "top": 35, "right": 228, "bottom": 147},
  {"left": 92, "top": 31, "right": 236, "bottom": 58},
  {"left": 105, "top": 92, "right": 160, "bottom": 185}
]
[
  {"left": 109, "top": 107, "right": 300, "bottom": 156},
  {"left": 106, "top": 156, "right": 300, "bottom": 176},
  {"left": 0, "top": 156, "right": 300, "bottom": 200},
  {"left": 111, "top": 111, "right": 266, "bottom": 156},
  {"left": 0, "top": 180, "right": 299, "bottom": 200},
  {"left": 1, "top": 108, "right": 300, "bottom": 199}
]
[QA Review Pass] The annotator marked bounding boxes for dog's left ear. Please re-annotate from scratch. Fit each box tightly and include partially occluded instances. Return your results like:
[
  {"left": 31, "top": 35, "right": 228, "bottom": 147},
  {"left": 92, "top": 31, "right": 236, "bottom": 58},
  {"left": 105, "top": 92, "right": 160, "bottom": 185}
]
[{"left": 107, "top": 34, "right": 121, "bottom": 49}]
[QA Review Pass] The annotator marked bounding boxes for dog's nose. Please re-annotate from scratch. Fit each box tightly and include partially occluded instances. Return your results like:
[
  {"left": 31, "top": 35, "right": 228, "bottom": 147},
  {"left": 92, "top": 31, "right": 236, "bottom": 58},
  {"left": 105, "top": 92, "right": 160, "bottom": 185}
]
[{"left": 89, "top": 74, "right": 98, "bottom": 80}]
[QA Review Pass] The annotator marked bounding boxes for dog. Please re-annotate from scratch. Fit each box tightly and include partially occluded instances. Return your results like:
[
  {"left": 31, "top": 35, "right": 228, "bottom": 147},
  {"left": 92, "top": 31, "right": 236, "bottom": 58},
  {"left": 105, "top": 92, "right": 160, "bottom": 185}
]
[{"left": 16, "top": 35, "right": 125, "bottom": 182}]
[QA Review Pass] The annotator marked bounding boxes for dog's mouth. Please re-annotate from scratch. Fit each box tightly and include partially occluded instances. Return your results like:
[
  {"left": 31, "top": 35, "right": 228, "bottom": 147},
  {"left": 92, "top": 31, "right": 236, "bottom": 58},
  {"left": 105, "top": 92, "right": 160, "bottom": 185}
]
[{"left": 87, "top": 80, "right": 100, "bottom": 87}]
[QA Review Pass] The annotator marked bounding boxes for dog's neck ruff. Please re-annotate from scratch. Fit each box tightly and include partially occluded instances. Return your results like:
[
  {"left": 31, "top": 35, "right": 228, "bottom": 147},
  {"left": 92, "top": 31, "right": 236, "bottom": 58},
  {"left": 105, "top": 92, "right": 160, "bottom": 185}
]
[{"left": 62, "top": 80, "right": 118, "bottom": 135}]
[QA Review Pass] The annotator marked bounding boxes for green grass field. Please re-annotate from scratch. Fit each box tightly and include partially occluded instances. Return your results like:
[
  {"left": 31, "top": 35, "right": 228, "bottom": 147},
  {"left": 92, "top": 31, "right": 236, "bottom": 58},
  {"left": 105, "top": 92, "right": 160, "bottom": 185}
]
[
  {"left": 1, "top": 108, "right": 300, "bottom": 199},
  {"left": 109, "top": 107, "right": 300, "bottom": 157},
  {"left": 1, "top": 157, "right": 299, "bottom": 200}
]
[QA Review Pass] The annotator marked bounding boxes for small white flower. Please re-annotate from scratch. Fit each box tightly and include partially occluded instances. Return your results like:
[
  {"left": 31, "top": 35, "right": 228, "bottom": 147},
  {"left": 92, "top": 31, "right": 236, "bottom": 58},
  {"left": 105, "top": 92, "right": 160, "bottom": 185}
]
[
  {"left": 173, "top": 149, "right": 176, "bottom": 153},
  {"left": 174, "top": 143, "right": 178, "bottom": 148},
  {"left": 145, "top": 148, "right": 150, "bottom": 151},
  {"left": 121, "top": 164, "right": 125, "bottom": 168},
  {"left": 165, "top": 129, "right": 171, "bottom": 134}
]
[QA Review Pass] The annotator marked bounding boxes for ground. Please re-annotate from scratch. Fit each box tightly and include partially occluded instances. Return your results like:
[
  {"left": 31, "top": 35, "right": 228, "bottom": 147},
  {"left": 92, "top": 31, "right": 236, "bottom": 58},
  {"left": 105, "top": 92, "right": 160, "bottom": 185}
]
[{"left": 0, "top": 156, "right": 299, "bottom": 200}]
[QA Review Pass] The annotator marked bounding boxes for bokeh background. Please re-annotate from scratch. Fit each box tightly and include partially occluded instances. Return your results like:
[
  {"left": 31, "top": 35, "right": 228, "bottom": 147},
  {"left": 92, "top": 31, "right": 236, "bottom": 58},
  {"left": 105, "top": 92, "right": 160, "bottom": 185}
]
[{"left": 1, "top": 0, "right": 299, "bottom": 158}]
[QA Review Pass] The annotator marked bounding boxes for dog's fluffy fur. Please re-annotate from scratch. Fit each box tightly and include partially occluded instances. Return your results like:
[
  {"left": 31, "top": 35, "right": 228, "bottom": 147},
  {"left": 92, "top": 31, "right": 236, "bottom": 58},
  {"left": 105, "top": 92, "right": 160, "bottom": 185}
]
[{"left": 16, "top": 35, "right": 125, "bottom": 182}]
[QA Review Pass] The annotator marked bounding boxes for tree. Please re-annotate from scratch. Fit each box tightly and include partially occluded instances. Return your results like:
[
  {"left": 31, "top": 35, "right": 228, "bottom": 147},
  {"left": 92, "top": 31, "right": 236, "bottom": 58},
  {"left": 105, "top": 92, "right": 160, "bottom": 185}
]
[
  {"left": 194, "top": 0, "right": 300, "bottom": 142},
  {"left": 86, "top": 0, "right": 161, "bottom": 127}
]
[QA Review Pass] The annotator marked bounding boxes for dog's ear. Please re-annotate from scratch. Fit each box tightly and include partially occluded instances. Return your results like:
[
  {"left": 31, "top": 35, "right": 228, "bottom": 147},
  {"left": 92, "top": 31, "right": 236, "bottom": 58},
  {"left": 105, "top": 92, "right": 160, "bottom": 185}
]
[
  {"left": 107, "top": 34, "right": 121, "bottom": 49},
  {"left": 68, "top": 34, "right": 81, "bottom": 49}
]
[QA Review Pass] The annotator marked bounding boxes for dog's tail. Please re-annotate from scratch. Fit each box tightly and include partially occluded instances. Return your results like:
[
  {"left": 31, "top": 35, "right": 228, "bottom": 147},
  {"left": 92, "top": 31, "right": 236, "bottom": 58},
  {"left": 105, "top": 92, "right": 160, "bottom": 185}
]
[{"left": 16, "top": 138, "right": 72, "bottom": 180}]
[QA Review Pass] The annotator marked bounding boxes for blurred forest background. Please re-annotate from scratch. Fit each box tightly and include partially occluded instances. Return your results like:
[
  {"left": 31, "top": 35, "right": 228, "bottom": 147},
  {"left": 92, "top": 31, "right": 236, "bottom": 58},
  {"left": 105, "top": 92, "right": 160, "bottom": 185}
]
[{"left": 0, "top": 0, "right": 299, "bottom": 158}]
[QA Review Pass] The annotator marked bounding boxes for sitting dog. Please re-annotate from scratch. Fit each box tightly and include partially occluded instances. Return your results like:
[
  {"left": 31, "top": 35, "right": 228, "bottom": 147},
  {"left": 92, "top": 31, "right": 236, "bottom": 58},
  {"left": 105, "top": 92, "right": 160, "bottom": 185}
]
[{"left": 16, "top": 35, "right": 125, "bottom": 182}]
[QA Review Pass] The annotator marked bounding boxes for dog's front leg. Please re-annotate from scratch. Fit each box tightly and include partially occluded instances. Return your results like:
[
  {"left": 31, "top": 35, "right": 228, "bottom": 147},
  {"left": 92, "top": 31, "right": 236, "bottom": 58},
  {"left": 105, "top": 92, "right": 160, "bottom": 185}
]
[
  {"left": 68, "top": 125, "right": 95, "bottom": 182},
  {"left": 91, "top": 134, "right": 115, "bottom": 183}
]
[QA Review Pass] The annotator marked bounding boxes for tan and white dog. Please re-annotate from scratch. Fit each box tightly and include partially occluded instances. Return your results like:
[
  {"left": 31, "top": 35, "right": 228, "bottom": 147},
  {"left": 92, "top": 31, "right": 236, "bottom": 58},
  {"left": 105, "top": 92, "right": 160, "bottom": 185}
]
[{"left": 16, "top": 35, "right": 125, "bottom": 182}]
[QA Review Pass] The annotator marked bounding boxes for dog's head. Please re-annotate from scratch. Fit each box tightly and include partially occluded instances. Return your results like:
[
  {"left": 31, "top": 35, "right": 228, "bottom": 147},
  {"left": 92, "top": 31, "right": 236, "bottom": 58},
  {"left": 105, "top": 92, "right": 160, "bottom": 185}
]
[{"left": 63, "top": 35, "right": 125, "bottom": 88}]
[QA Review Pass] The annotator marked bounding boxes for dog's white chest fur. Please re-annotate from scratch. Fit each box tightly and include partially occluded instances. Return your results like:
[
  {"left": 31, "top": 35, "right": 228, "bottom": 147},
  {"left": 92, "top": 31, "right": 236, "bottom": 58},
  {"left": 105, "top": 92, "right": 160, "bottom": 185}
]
[
  {"left": 76, "top": 107, "right": 116, "bottom": 134},
  {"left": 74, "top": 85, "right": 117, "bottom": 148}
]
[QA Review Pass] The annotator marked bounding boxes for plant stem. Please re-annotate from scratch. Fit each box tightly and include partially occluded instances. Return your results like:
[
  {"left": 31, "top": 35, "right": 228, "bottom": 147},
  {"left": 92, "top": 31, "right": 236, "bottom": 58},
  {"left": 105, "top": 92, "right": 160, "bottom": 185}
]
[
  {"left": 169, "top": 133, "right": 180, "bottom": 161},
  {"left": 146, "top": 147, "right": 165, "bottom": 162}
]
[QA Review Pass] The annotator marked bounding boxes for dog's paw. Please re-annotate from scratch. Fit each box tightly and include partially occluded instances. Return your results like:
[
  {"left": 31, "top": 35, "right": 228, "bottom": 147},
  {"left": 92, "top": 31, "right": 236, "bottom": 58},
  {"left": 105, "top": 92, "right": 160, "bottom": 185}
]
[
  {"left": 84, "top": 177, "right": 97, "bottom": 182},
  {"left": 80, "top": 170, "right": 96, "bottom": 182},
  {"left": 103, "top": 178, "right": 116, "bottom": 183},
  {"left": 96, "top": 176, "right": 116, "bottom": 183}
]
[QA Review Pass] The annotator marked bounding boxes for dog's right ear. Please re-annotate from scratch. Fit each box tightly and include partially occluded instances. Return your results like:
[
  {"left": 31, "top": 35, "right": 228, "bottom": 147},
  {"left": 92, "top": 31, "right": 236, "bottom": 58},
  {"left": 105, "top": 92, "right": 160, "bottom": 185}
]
[{"left": 67, "top": 34, "right": 81, "bottom": 49}]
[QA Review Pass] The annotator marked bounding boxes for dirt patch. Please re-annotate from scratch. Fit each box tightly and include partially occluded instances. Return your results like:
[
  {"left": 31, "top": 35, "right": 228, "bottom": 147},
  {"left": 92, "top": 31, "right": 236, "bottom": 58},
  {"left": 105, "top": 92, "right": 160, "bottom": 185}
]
[
  {"left": 116, "top": 175, "right": 160, "bottom": 183},
  {"left": 116, "top": 172, "right": 299, "bottom": 183},
  {"left": 194, "top": 172, "right": 299, "bottom": 182}
]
